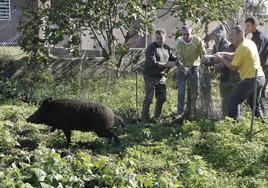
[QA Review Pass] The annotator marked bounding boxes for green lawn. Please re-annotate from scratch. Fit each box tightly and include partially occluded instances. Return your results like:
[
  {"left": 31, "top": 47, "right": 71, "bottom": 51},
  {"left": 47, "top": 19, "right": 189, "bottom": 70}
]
[
  {"left": 0, "top": 46, "right": 27, "bottom": 60},
  {"left": 0, "top": 74, "right": 268, "bottom": 187}
]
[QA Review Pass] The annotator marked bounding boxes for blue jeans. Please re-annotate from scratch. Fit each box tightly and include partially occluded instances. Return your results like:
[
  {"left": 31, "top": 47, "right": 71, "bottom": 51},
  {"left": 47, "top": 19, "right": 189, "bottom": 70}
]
[
  {"left": 177, "top": 66, "right": 199, "bottom": 115},
  {"left": 228, "top": 76, "right": 265, "bottom": 121}
]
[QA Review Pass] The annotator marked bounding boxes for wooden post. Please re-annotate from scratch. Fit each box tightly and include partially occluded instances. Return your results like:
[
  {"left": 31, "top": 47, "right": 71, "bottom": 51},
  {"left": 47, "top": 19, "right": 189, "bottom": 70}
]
[
  {"left": 249, "top": 69, "right": 258, "bottom": 141},
  {"left": 136, "top": 71, "right": 138, "bottom": 109}
]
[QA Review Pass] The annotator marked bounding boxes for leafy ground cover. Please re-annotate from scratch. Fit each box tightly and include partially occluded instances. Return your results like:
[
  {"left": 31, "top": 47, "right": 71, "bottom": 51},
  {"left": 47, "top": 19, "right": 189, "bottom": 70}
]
[{"left": 0, "top": 74, "right": 268, "bottom": 187}]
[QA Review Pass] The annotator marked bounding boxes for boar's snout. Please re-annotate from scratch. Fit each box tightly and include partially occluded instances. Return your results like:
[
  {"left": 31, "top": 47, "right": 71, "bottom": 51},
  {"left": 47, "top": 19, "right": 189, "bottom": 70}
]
[
  {"left": 26, "top": 114, "right": 35, "bottom": 123},
  {"left": 26, "top": 110, "right": 45, "bottom": 124},
  {"left": 26, "top": 98, "right": 52, "bottom": 124}
]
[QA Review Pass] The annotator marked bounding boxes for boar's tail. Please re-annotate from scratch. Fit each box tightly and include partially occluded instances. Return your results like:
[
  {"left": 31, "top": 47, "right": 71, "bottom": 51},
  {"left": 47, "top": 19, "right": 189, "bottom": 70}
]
[{"left": 114, "top": 115, "right": 126, "bottom": 132}]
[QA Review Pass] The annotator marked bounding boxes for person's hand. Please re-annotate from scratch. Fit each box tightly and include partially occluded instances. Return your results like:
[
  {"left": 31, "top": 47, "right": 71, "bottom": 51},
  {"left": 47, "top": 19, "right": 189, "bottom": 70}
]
[
  {"left": 165, "top": 61, "right": 176, "bottom": 68},
  {"left": 177, "top": 63, "right": 187, "bottom": 73},
  {"left": 201, "top": 58, "right": 209, "bottom": 66},
  {"left": 201, "top": 57, "right": 209, "bottom": 66},
  {"left": 216, "top": 52, "right": 224, "bottom": 56},
  {"left": 175, "top": 59, "right": 183, "bottom": 67},
  {"left": 213, "top": 53, "right": 224, "bottom": 62},
  {"left": 174, "top": 58, "right": 187, "bottom": 72}
]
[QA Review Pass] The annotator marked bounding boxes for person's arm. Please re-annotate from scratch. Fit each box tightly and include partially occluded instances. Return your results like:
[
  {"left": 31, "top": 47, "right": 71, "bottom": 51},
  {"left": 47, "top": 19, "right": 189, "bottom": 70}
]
[
  {"left": 252, "top": 32, "right": 264, "bottom": 53},
  {"left": 214, "top": 54, "right": 238, "bottom": 71},
  {"left": 168, "top": 47, "right": 178, "bottom": 62},
  {"left": 165, "top": 49, "right": 177, "bottom": 68},
  {"left": 145, "top": 47, "right": 166, "bottom": 69},
  {"left": 217, "top": 51, "right": 235, "bottom": 60},
  {"left": 175, "top": 40, "right": 184, "bottom": 62},
  {"left": 258, "top": 35, "right": 264, "bottom": 53},
  {"left": 175, "top": 40, "right": 185, "bottom": 67}
]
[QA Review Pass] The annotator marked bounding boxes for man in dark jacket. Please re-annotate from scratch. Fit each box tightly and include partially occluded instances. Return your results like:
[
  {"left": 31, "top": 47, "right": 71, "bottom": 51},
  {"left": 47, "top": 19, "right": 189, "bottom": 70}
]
[
  {"left": 141, "top": 29, "right": 177, "bottom": 123},
  {"left": 207, "top": 25, "right": 240, "bottom": 117},
  {"left": 245, "top": 17, "right": 268, "bottom": 115}
]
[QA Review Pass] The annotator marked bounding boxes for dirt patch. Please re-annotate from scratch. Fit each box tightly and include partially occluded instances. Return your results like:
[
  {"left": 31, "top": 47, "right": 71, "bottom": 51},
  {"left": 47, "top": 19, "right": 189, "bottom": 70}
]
[
  {"left": 16, "top": 129, "right": 35, "bottom": 137},
  {"left": 4, "top": 113, "right": 19, "bottom": 123},
  {"left": 84, "top": 179, "right": 98, "bottom": 188},
  {"left": 17, "top": 139, "right": 38, "bottom": 151}
]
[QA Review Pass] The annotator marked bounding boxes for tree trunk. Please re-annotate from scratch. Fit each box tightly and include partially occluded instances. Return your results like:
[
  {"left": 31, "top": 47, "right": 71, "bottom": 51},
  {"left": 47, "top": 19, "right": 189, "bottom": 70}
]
[{"left": 199, "top": 22, "right": 213, "bottom": 118}]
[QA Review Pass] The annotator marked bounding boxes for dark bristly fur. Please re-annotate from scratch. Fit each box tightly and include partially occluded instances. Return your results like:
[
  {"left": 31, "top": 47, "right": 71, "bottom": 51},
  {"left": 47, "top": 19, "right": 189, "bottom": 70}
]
[{"left": 27, "top": 98, "right": 123, "bottom": 144}]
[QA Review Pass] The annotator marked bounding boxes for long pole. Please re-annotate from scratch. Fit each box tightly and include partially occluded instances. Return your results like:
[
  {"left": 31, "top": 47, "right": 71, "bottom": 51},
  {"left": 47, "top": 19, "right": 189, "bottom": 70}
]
[
  {"left": 249, "top": 69, "right": 258, "bottom": 141},
  {"left": 136, "top": 71, "right": 138, "bottom": 108}
]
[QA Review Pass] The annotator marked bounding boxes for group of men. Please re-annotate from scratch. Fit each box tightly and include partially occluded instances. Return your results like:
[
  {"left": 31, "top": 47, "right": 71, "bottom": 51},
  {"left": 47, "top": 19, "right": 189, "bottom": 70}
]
[{"left": 141, "top": 17, "right": 268, "bottom": 124}]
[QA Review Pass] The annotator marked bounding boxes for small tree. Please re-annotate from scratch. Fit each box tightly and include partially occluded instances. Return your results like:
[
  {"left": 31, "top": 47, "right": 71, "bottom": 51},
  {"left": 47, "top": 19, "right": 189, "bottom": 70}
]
[{"left": 19, "top": 0, "right": 164, "bottom": 75}]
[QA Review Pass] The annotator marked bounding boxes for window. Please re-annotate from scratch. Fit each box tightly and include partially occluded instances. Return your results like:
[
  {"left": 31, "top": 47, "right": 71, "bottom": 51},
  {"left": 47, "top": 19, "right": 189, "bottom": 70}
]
[{"left": 0, "top": 0, "right": 10, "bottom": 20}]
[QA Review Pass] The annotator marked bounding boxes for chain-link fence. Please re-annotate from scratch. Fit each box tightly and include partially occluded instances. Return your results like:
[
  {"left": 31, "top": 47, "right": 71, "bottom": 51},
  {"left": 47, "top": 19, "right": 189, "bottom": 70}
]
[
  {"left": 2, "top": 3, "right": 268, "bottom": 120},
  {"left": 0, "top": 9, "right": 21, "bottom": 46}
]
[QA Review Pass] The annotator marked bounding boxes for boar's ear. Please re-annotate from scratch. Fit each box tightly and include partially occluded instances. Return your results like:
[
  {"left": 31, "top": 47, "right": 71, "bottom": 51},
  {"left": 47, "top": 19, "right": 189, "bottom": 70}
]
[
  {"left": 43, "top": 97, "right": 53, "bottom": 104},
  {"left": 41, "top": 97, "right": 53, "bottom": 111}
]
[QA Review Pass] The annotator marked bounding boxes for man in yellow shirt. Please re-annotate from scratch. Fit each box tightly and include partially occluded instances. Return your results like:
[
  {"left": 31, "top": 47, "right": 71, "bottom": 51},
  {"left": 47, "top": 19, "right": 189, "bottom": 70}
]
[{"left": 214, "top": 25, "right": 265, "bottom": 121}]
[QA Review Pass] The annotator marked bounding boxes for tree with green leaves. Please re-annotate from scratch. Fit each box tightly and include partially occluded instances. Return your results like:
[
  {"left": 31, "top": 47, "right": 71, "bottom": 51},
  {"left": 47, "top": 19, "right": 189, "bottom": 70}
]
[{"left": 19, "top": 0, "right": 164, "bottom": 74}]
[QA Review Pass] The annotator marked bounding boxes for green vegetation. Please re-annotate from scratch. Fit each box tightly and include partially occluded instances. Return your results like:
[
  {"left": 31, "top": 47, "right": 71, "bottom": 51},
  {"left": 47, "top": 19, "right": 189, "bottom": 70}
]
[
  {"left": 0, "top": 47, "right": 26, "bottom": 60},
  {"left": 1, "top": 0, "right": 267, "bottom": 183},
  {"left": 0, "top": 73, "right": 268, "bottom": 187}
]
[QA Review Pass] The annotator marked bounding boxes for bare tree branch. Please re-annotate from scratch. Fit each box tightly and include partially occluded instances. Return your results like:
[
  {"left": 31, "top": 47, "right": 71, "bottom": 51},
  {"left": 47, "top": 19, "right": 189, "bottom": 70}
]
[{"left": 89, "top": 25, "right": 109, "bottom": 57}]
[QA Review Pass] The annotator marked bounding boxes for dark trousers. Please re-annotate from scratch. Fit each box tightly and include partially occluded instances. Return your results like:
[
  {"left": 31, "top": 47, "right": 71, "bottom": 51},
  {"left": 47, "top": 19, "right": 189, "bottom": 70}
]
[
  {"left": 260, "top": 70, "right": 268, "bottom": 115},
  {"left": 143, "top": 75, "right": 167, "bottom": 104},
  {"left": 141, "top": 75, "right": 167, "bottom": 122},
  {"left": 219, "top": 81, "right": 238, "bottom": 117},
  {"left": 228, "top": 76, "right": 265, "bottom": 121}
]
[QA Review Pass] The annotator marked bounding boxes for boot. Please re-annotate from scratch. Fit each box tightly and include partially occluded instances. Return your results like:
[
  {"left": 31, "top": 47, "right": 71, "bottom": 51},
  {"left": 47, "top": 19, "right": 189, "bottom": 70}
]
[
  {"left": 141, "top": 101, "right": 150, "bottom": 123},
  {"left": 154, "top": 100, "right": 164, "bottom": 119}
]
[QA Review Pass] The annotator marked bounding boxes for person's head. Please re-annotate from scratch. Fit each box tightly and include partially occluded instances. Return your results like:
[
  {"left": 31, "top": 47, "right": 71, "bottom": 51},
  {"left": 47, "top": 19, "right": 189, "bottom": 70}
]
[
  {"left": 245, "top": 17, "right": 258, "bottom": 33},
  {"left": 229, "top": 25, "right": 244, "bottom": 46},
  {"left": 155, "top": 29, "right": 166, "bottom": 46},
  {"left": 181, "top": 25, "right": 192, "bottom": 42},
  {"left": 211, "top": 24, "right": 226, "bottom": 45}
]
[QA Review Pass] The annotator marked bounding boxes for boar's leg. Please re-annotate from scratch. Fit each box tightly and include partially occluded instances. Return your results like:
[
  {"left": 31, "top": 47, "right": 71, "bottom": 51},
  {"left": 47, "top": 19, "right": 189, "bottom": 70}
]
[
  {"left": 108, "top": 128, "right": 120, "bottom": 144},
  {"left": 108, "top": 137, "right": 112, "bottom": 144},
  {"left": 96, "top": 128, "right": 120, "bottom": 144},
  {"left": 63, "top": 129, "right": 72, "bottom": 144},
  {"left": 113, "top": 135, "right": 120, "bottom": 144}
]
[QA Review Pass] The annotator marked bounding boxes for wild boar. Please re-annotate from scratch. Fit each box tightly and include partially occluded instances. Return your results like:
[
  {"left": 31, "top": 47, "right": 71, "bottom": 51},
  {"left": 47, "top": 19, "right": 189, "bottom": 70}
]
[{"left": 26, "top": 98, "right": 125, "bottom": 144}]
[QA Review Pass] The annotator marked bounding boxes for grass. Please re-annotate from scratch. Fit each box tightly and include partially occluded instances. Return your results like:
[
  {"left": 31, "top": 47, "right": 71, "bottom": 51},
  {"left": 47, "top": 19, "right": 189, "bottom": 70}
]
[
  {"left": 0, "top": 46, "right": 27, "bottom": 60},
  {"left": 0, "top": 74, "right": 268, "bottom": 187}
]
